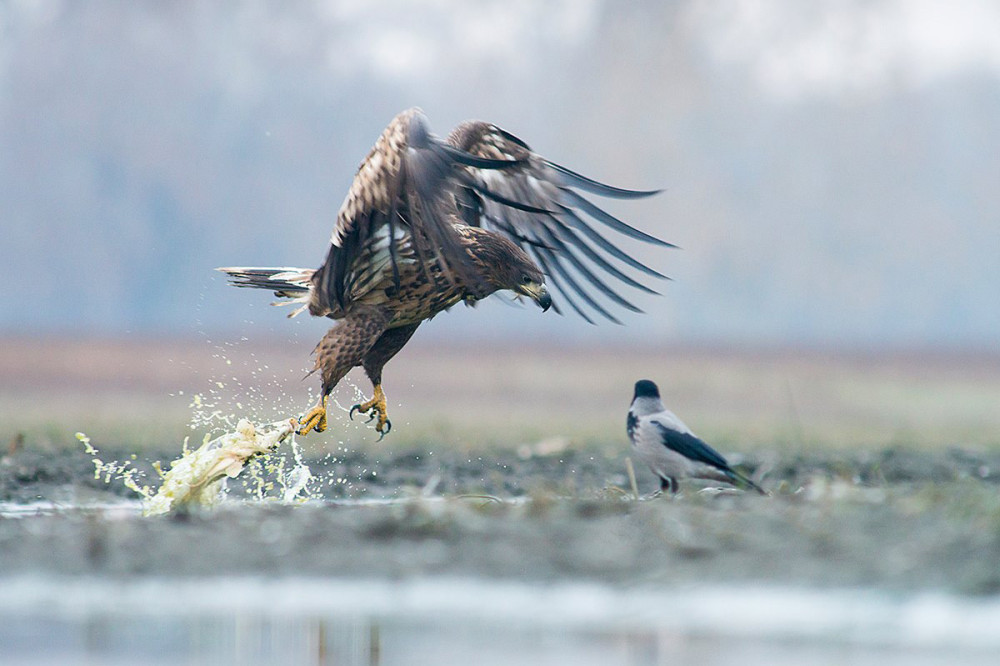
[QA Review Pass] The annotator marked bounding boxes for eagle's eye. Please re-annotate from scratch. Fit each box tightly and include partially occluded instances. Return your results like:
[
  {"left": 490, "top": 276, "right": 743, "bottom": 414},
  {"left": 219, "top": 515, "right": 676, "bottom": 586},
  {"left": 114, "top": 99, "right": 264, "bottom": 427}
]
[{"left": 521, "top": 275, "right": 533, "bottom": 285}]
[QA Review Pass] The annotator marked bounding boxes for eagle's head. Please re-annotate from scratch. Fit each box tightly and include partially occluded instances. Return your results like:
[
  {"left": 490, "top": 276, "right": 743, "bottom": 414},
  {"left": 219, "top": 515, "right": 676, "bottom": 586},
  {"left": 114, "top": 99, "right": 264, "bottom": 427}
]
[
  {"left": 509, "top": 261, "right": 551, "bottom": 312},
  {"left": 472, "top": 231, "right": 551, "bottom": 312}
]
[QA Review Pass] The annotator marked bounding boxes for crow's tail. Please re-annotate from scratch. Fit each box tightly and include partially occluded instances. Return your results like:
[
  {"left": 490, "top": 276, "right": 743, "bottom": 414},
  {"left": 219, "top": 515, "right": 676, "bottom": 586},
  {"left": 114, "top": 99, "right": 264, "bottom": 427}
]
[{"left": 728, "top": 468, "right": 769, "bottom": 496}]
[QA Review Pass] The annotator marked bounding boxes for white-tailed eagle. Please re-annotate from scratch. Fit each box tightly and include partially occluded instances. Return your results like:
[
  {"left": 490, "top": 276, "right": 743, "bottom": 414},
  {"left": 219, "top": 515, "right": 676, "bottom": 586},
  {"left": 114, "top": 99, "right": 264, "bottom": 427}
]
[{"left": 220, "top": 108, "right": 670, "bottom": 438}]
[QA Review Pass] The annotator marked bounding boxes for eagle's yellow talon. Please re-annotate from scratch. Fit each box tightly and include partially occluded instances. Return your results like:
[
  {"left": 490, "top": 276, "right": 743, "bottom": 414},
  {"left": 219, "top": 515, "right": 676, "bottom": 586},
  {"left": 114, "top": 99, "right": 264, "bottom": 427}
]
[
  {"left": 296, "top": 396, "right": 328, "bottom": 435},
  {"left": 377, "top": 418, "right": 392, "bottom": 442},
  {"left": 352, "top": 385, "right": 391, "bottom": 438}
]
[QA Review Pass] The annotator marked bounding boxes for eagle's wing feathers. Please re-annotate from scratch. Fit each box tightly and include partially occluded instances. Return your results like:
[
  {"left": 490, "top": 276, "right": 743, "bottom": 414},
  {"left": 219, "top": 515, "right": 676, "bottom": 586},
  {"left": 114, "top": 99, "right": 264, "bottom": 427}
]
[
  {"left": 311, "top": 110, "right": 666, "bottom": 325},
  {"left": 447, "top": 121, "right": 671, "bottom": 323},
  {"left": 313, "top": 109, "right": 525, "bottom": 314}
]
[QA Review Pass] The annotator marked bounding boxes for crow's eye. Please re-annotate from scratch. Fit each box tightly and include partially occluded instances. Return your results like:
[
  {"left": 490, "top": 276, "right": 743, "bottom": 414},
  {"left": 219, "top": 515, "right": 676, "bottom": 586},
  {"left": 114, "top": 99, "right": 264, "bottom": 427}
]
[{"left": 521, "top": 275, "right": 533, "bottom": 285}]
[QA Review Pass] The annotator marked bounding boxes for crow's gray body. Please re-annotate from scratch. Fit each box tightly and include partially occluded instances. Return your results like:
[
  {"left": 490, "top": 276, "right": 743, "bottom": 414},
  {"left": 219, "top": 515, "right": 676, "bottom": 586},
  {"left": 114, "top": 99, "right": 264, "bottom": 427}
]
[{"left": 627, "top": 380, "right": 766, "bottom": 495}]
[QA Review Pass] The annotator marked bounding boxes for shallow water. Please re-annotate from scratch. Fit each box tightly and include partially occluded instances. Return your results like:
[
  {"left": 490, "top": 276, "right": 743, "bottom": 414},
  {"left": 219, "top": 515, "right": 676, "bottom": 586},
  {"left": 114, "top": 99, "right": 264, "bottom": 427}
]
[
  {"left": 2, "top": 576, "right": 999, "bottom": 666},
  {"left": 0, "top": 495, "right": 520, "bottom": 519},
  {"left": 5, "top": 444, "right": 1000, "bottom": 664}
]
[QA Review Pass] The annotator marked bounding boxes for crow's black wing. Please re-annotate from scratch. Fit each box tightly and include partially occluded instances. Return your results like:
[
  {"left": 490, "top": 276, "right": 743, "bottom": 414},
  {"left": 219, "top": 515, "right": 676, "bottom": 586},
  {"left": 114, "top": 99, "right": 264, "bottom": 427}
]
[{"left": 653, "top": 421, "right": 731, "bottom": 471}]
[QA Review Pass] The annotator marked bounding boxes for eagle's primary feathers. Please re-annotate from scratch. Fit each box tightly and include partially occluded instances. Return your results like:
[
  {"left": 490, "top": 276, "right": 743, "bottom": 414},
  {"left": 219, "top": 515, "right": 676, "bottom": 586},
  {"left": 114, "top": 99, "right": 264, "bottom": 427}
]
[{"left": 219, "top": 108, "right": 671, "bottom": 437}]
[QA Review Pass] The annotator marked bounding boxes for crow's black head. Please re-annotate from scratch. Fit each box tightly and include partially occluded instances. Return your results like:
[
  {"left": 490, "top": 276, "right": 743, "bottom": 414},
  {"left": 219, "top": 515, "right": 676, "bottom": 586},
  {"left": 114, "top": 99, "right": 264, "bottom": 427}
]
[{"left": 633, "top": 379, "right": 660, "bottom": 400}]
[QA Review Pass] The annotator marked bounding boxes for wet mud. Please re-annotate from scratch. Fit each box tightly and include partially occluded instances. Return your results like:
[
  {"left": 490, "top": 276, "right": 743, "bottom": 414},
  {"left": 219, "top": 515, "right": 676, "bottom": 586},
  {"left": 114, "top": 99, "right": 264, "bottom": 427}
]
[{"left": 3, "top": 442, "right": 1000, "bottom": 595}]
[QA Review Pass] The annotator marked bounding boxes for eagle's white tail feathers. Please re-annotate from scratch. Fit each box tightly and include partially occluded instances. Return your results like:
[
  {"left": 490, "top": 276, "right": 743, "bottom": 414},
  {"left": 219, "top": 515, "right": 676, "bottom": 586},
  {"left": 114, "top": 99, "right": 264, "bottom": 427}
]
[
  {"left": 216, "top": 266, "right": 314, "bottom": 318},
  {"left": 271, "top": 298, "right": 311, "bottom": 318}
]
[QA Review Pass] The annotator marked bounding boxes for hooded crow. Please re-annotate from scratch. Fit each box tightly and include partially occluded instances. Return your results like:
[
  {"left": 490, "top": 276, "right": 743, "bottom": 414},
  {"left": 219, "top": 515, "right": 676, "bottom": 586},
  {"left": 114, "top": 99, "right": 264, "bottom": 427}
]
[{"left": 627, "top": 379, "right": 767, "bottom": 495}]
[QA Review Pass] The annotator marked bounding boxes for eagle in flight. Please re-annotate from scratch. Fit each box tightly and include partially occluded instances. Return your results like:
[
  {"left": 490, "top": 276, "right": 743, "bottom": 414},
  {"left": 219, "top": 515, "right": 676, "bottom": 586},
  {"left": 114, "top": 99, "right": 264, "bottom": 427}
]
[{"left": 219, "top": 108, "right": 671, "bottom": 438}]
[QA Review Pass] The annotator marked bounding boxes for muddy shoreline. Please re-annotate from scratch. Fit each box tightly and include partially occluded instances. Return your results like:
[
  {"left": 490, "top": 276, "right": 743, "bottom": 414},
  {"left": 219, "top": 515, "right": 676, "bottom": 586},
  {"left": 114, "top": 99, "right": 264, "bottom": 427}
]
[{"left": 3, "top": 444, "right": 1000, "bottom": 596}]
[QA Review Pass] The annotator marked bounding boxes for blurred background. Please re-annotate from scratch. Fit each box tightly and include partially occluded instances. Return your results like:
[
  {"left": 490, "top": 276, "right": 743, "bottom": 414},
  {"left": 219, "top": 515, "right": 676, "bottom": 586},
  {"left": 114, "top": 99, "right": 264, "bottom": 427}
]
[{"left": 2, "top": 0, "right": 999, "bottom": 449}]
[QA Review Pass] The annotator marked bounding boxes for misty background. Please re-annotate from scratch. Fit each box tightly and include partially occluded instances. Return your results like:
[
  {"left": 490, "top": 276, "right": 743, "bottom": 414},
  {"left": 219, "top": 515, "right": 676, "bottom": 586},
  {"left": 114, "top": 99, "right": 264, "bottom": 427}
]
[{"left": 2, "top": 0, "right": 998, "bottom": 350}]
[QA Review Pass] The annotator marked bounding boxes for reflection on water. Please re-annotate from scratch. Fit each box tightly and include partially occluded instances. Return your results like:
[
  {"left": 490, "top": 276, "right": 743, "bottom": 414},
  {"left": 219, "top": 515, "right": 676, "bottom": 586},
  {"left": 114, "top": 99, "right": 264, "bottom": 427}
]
[
  {"left": 3, "top": 612, "right": 990, "bottom": 666},
  {"left": 1, "top": 614, "right": 674, "bottom": 666},
  {"left": 3, "top": 577, "right": 999, "bottom": 666}
]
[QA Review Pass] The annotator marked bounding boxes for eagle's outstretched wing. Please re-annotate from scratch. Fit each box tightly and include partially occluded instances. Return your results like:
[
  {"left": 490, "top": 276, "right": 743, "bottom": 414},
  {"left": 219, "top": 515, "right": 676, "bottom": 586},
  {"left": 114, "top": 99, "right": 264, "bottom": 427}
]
[
  {"left": 446, "top": 121, "right": 672, "bottom": 324},
  {"left": 311, "top": 108, "right": 525, "bottom": 315},
  {"left": 311, "top": 109, "right": 668, "bottom": 324}
]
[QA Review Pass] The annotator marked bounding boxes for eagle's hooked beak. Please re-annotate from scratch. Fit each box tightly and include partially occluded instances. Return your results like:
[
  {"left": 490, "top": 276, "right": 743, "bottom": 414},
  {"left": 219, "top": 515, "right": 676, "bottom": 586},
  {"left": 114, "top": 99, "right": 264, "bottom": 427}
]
[{"left": 528, "top": 284, "right": 552, "bottom": 312}]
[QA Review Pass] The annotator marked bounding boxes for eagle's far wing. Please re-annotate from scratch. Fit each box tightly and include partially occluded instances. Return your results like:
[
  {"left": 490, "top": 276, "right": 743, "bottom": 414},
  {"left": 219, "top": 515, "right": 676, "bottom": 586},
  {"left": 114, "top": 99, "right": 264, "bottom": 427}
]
[
  {"left": 313, "top": 109, "right": 524, "bottom": 314},
  {"left": 446, "top": 121, "right": 673, "bottom": 324}
]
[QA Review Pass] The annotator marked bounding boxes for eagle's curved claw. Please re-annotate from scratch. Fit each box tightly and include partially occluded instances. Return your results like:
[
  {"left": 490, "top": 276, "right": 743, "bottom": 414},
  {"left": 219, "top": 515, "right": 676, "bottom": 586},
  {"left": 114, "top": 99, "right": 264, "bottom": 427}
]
[
  {"left": 352, "top": 384, "right": 391, "bottom": 438},
  {"left": 348, "top": 403, "right": 379, "bottom": 425},
  {"left": 297, "top": 396, "right": 328, "bottom": 435}
]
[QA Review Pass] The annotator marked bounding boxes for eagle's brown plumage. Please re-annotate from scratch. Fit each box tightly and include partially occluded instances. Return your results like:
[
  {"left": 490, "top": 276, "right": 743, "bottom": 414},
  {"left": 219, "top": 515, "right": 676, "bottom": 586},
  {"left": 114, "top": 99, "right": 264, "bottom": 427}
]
[{"left": 219, "top": 108, "right": 669, "bottom": 437}]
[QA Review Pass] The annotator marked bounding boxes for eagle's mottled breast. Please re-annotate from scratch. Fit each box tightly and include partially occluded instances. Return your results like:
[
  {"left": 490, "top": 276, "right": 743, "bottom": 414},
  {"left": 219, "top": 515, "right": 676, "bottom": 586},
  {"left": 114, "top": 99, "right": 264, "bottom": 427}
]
[{"left": 381, "top": 263, "right": 466, "bottom": 326}]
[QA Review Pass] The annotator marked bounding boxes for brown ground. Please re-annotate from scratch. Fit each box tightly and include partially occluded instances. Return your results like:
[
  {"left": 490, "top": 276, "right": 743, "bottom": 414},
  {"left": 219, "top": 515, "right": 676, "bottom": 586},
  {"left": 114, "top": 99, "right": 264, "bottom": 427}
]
[{"left": 4, "top": 336, "right": 1000, "bottom": 452}]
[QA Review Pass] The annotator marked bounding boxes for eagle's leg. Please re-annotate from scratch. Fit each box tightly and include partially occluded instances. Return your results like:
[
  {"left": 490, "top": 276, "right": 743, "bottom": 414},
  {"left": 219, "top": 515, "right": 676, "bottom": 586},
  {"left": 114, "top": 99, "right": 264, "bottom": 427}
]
[
  {"left": 660, "top": 476, "right": 679, "bottom": 495},
  {"left": 298, "top": 396, "right": 329, "bottom": 436},
  {"left": 296, "top": 307, "right": 392, "bottom": 436},
  {"left": 350, "top": 384, "right": 388, "bottom": 434},
  {"left": 350, "top": 323, "right": 421, "bottom": 440}
]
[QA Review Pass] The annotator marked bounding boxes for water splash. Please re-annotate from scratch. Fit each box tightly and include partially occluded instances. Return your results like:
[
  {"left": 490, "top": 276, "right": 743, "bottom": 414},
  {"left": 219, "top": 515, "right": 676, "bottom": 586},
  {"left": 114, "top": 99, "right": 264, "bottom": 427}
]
[
  {"left": 76, "top": 431, "right": 154, "bottom": 500},
  {"left": 78, "top": 418, "right": 320, "bottom": 516},
  {"left": 80, "top": 337, "right": 383, "bottom": 513},
  {"left": 142, "top": 418, "right": 297, "bottom": 516}
]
